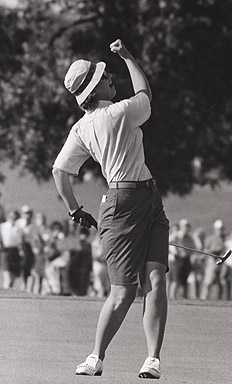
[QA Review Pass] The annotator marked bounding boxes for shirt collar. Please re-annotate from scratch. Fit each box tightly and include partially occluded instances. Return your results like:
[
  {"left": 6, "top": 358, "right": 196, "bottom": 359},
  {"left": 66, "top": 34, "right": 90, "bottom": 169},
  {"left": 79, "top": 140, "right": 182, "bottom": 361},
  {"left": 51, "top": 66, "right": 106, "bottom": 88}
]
[
  {"left": 86, "top": 100, "right": 113, "bottom": 114},
  {"left": 98, "top": 100, "right": 113, "bottom": 107}
]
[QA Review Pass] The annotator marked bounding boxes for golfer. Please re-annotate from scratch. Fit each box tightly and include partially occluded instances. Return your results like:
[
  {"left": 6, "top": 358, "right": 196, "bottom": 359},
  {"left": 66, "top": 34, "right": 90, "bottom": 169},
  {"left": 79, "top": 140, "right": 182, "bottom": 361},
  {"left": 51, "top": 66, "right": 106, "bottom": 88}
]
[{"left": 52, "top": 39, "right": 169, "bottom": 379}]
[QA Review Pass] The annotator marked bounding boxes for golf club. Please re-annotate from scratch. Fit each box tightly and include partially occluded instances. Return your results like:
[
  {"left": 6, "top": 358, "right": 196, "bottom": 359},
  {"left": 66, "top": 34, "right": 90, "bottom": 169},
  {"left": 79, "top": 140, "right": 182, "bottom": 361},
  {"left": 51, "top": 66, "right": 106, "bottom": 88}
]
[{"left": 169, "top": 242, "right": 232, "bottom": 265}]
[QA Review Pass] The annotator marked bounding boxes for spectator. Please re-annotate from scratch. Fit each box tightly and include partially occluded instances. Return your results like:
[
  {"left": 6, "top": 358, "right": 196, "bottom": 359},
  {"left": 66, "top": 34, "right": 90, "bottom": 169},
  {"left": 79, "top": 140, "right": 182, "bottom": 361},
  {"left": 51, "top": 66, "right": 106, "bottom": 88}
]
[
  {"left": 172, "top": 219, "right": 195, "bottom": 299},
  {"left": 68, "top": 227, "right": 92, "bottom": 296},
  {"left": 200, "top": 220, "right": 227, "bottom": 300},
  {"left": 29, "top": 214, "right": 50, "bottom": 294},
  {"left": 224, "top": 233, "right": 232, "bottom": 300},
  {"left": 167, "top": 223, "right": 180, "bottom": 300},
  {"left": 0, "top": 191, "right": 6, "bottom": 278},
  {"left": 58, "top": 218, "right": 81, "bottom": 295},
  {"left": 35, "top": 213, "right": 50, "bottom": 242},
  {"left": 0, "top": 191, "right": 6, "bottom": 224},
  {"left": 44, "top": 221, "right": 66, "bottom": 295},
  {"left": 30, "top": 233, "right": 47, "bottom": 294},
  {"left": 17, "top": 205, "right": 38, "bottom": 292},
  {"left": 91, "top": 233, "right": 110, "bottom": 298},
  {"left": 0, "top": 210, "right": 23, "bottom": 289},
  {"left": 188, "top": 227, "right": 206, "bottom": 299}
]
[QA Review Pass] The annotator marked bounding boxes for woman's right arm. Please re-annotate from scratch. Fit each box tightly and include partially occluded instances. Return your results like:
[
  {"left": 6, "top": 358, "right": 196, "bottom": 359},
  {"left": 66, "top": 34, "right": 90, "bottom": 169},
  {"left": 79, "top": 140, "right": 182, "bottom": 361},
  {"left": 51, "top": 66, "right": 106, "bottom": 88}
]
[
  {"left": 52, "top": 168, "right": 97, "bottom": 229},
  {"left": 52, "top": 168, "right": 80, "bottom": 214},
  {"left": 110, "top": 39, "right": 152, "bottom": 101}
]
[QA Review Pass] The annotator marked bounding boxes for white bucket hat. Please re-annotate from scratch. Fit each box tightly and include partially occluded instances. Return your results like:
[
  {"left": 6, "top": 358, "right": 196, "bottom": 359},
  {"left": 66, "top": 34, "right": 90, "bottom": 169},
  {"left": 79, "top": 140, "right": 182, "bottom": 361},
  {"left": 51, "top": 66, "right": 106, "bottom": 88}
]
[{"left": 64, "top": 59, "right": 106, "bottom": 105}]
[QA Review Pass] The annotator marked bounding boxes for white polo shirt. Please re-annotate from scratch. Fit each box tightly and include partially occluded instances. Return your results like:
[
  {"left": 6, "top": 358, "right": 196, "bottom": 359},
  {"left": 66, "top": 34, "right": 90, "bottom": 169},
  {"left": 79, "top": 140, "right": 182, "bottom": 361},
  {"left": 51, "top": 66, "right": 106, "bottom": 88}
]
[
  {"left": 53, "top": 92, "right": 152, "bottom": 184},
  {"left": 0, "top": 221, "right": 23, "bottom": 248}
]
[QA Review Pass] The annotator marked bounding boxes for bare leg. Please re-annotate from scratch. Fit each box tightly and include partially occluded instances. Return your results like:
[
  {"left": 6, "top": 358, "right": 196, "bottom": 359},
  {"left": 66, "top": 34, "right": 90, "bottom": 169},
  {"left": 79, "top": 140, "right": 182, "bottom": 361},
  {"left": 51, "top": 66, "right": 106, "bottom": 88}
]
[
  {"left": 168, "top": 280, "right": 178, "bottom": 299},
  {"left": 3, "top": 271, "right": 12, "bottom": 289},
  {"left": 26, "top": 272, "right": 35, "bottom": 293},
  {"left": 218, "top": 264, "right": 229, "bottom": 300},
  {"left": 92, "top": 284, "right": 137, "bottom": 360},
  {"left": 200, "top": 260, "right": 216, "bottom": 300},
  {"left": 140, "top": 262, "right": 167, "bottom": 359},
  {"left": 21, "top": 270, "right": 28, "bottom": 291}
]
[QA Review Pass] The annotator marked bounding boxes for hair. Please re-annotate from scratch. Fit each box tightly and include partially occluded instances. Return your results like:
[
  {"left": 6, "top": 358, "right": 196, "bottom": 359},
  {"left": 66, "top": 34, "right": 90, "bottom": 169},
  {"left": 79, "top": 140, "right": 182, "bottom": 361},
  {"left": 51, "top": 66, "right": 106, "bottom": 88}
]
[{"left": 78, "top": 91, "right": 99, "bottom": 111}]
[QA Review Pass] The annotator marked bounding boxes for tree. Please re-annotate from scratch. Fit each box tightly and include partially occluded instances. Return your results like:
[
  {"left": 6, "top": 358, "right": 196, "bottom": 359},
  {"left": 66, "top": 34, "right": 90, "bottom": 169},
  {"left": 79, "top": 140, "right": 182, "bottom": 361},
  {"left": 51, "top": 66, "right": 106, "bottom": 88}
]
[{"left": 0, "top": 0, "right": 232, "bottom": 195}]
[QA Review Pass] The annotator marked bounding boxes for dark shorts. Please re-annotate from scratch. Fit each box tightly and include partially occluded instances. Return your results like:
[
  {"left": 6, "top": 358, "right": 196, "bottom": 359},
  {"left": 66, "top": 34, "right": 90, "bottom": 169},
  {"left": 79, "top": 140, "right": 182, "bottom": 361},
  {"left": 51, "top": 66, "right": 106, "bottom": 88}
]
[
  {"left": 1, "top": 247, "right": 22, "bottom": 276},
  {"left": 21, "top": 242, "right": 35, "bottom": 276},
  {"left": 98, "top": 184, "right": 169, "bottom": 285}
]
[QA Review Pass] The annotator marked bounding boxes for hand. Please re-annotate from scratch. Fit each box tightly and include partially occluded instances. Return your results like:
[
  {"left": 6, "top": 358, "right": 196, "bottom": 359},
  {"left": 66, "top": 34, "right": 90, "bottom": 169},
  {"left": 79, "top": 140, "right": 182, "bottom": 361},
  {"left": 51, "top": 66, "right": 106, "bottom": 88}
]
[
  {"left": 70, "top": 208, "right": 98, "bottom": 229},
  {"left": 110, "top": 39, "right": 132, "bottom": 59}
]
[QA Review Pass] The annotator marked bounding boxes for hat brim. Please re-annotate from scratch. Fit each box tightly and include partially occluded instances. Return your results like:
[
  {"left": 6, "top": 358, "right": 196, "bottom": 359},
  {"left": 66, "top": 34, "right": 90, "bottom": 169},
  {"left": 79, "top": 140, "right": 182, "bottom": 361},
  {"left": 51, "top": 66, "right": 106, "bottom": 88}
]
[{"left": 75, "top": 61, "right": 106, "bottom": 105}]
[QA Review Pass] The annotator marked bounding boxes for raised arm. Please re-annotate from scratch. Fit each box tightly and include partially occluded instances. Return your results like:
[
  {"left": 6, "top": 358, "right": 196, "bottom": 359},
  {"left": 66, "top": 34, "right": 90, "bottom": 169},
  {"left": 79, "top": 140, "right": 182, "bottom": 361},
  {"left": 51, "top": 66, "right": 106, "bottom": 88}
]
[{"left": 110, "top": 39, "right": 152, "bottom": 101}]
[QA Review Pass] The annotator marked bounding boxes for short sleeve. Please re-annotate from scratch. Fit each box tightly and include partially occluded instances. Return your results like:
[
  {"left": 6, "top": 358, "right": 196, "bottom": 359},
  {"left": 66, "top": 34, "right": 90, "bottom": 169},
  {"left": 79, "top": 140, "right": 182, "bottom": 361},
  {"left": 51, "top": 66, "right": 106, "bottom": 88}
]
[
  {"left": 108, "top": 92, "right": 151, "bottom": 127},
  {"left": 53, "top": 128, "right": 90, "bottom": 175}
]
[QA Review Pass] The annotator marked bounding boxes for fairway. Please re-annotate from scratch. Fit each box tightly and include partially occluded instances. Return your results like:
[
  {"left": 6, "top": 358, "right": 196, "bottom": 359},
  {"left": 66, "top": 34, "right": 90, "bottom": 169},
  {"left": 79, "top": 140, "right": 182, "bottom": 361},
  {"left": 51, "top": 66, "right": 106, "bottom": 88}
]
[{"left": 0, "top": 291, "right": 231, "bottom": 384}]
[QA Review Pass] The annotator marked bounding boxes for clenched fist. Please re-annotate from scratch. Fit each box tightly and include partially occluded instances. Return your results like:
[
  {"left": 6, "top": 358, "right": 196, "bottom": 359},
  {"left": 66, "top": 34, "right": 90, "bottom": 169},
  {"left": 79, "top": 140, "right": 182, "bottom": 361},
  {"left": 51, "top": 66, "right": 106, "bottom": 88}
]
[{"left": 110, "top": 39, "right": 132, "bottom": 59}]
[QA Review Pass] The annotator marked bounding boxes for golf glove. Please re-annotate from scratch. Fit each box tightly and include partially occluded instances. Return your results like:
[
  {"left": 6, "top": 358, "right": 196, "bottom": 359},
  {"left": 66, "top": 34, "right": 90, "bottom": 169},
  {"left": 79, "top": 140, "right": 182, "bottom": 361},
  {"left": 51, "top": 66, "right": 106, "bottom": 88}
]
[{"left": 69, "top": 206, "right": 97, "bottom": 229}]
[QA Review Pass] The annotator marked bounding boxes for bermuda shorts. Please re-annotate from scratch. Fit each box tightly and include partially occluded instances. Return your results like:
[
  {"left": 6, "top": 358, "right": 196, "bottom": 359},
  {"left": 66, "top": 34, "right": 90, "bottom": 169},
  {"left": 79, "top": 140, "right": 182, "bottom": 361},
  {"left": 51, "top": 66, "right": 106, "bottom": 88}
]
[
  {"left": 98, "top": 184, "right": 169, "bottom": 285},
  {"left": 1, "top": 247, "right": 22, "bottom": 276}
]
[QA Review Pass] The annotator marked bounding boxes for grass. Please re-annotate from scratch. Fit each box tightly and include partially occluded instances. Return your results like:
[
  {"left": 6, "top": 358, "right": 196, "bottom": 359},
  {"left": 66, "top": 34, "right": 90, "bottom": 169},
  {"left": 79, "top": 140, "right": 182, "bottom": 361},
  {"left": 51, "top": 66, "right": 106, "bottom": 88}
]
[{"left": 0, "top": 290, "right": 231, "bottom": 384}]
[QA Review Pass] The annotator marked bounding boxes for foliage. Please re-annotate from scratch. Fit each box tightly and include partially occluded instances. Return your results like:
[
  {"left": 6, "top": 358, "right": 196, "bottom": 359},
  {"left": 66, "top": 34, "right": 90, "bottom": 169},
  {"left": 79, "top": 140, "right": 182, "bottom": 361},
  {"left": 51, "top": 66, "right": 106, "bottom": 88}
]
[{"left": 0, "top": 0, "right": 232, "bottom": 195}]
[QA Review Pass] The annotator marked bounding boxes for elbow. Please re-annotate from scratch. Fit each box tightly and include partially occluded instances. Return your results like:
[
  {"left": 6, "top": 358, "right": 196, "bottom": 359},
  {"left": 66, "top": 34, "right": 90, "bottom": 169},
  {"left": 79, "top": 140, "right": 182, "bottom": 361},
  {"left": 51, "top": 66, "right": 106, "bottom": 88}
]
[
  {"left": 142, "top": 89, "right": 152, "bottom": 102},
  {"left": 52, "top": 167, "right": 64, "bottom": 182},
  {"left": 52, "top": 167, "right": 68, "bottom": 195},
  {"left": 52, "top": 166, "right": 59, "bottom": 179},
  {"left": 52, "top": 167, "right": 71, "bottom": 186}
]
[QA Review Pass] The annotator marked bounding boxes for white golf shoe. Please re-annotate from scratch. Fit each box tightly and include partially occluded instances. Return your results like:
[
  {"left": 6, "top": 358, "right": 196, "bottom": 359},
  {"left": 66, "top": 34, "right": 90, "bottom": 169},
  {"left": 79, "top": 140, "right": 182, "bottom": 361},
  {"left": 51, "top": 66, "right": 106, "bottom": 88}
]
[
  {"left": 138, "top": 357, "right": 161, "bottom": 379},
  {"left": 76, "top": 354, "right": 103, "bottom": 376}
]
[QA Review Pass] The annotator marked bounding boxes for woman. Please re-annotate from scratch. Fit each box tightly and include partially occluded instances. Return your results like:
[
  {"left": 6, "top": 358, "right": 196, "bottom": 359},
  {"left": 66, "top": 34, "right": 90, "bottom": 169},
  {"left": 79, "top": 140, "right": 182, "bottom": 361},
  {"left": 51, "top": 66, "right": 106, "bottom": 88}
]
[
  {"left": 52, "top": 39, "right": 169, "bottom": 379},
  {"left": 0, "top": 210, "right": 23, "bottom": 289}
]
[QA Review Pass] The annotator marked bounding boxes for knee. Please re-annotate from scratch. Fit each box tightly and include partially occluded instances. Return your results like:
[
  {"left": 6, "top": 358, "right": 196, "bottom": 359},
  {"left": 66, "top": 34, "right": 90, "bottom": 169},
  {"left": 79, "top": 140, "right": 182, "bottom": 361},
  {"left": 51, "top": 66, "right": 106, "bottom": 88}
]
[
  {"left": 152, "top": 271, "right": 166, "bottom": 292},
  {"left": 109, "top": 285, "right": 137, "bottom": 311},
  {"left": 143, "top": 270, "right": 166, "bottom": 297}
]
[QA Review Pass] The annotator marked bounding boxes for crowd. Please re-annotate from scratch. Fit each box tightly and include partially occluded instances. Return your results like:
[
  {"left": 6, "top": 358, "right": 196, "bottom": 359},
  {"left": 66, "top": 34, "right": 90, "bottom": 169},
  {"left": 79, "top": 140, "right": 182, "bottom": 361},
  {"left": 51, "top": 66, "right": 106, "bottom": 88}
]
[
  {"left": 167, "top": 218, "right": 232, "bottom": 300},
  {"left": 0, "top": 201, "right": 110, "bottom": 298},
  {"left": 0, "top": 197, "right": 232, "bottom": 300}
]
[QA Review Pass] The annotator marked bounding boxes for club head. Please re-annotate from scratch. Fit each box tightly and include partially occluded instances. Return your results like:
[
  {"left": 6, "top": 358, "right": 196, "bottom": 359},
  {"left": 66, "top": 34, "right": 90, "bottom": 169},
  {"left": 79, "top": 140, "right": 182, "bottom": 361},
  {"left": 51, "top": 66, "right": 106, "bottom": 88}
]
[{"left": 216, "top": 250, "right": 231, "bottom": 265}]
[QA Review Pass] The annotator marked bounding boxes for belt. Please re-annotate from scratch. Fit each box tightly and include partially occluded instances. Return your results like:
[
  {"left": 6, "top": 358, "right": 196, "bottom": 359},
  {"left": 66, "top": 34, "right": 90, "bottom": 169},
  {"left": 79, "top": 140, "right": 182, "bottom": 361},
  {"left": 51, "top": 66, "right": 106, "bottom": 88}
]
[{"left": 109, "top": 179, "right": 156, "bottom": 189}]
